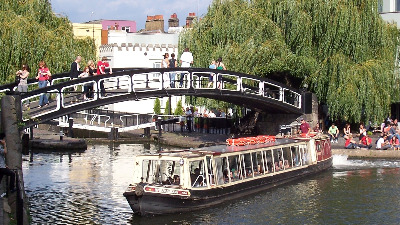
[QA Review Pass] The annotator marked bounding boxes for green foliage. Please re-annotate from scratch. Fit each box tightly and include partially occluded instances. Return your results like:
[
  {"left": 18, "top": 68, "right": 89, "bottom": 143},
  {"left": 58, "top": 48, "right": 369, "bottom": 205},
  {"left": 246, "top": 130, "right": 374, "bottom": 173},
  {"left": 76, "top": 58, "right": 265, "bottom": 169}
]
[
  {"left": 0, "top": 0, "right": 96, "bottom": 84},
  {"left": 153, "top": 98, "right": 161, "bottom": 115},
  {"left": 174, "top": 99, "right": 184, "bottom": 115},
  {"left": 164, "top": 98, "right": 171, "bottom": 115},
  {"left": 180, "top": 0, "right": 400, "bottom": 123}
]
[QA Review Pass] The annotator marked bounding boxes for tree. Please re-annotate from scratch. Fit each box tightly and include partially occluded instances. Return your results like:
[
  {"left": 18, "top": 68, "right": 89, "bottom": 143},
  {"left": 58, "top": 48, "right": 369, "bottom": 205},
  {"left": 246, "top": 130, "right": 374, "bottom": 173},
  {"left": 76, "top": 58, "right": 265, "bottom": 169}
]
[
  {"left": 0, "top": 0, "right": 96, "bottom": 83},
  {"left": 153, "top": 98, "right": 161, "bottom": 115},
  {"left": 164, "top": 98, "right": 171, "bottom": 115},
  {"left": 180, "top": 0, "right": 400, "bottom": 123},
  {"left": 174, "top": 99, "right": 184, "bottom": 115}
]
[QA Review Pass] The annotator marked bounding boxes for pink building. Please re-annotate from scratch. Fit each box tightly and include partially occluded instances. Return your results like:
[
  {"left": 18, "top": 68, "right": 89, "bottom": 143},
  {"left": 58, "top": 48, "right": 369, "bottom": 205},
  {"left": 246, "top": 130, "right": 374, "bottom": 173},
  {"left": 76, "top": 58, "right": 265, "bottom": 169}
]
[{"left": 102, "top": 20, "right": 137, "bottom": 33}]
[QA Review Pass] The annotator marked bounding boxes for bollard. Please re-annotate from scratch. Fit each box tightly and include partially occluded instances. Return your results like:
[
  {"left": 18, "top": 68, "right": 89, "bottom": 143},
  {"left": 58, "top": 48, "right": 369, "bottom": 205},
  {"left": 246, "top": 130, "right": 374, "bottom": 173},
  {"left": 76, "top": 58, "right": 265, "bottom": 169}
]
[
  {"left": 68, "top": 117, "right": 74, "bottom": 138},
  {"left": 59, "top": 131, "right": 64, "bottom": 141},
  {"left": 157, "top": 118, "right": 162, "bottom": 139},
  {"left": 144, "top": 127, "right": 150, "bottom": 138}
]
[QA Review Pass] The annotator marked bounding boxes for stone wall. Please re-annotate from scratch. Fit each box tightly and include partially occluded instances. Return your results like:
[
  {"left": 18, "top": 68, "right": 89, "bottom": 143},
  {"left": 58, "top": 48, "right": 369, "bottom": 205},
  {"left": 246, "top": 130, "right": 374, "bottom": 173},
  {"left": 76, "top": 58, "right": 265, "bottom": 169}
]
[{"left": 257, "top": 92, "right": 319, "bottom": 135}]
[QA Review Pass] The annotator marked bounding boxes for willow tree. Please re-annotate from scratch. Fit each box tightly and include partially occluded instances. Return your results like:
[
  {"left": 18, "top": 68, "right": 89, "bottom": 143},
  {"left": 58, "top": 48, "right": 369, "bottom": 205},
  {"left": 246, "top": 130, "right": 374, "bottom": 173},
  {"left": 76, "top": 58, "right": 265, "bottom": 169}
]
[
  {"left": 180, "top": 0, "right": 399, "bottom": 123},
  {"left": 0, "top": 0, "right": 95, "bottom": 83}
]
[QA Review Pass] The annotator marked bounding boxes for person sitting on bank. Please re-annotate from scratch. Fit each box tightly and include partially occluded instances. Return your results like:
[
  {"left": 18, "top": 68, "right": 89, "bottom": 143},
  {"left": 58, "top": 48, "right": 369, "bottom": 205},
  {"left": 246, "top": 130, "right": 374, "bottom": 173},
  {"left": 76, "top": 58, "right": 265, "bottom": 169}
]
[
  {"left": 390, "top": 135, "right": 400, "bottom": 150},
  {"left": 359, "top": 134, "right": 373, "bottom": 149},
  {"left": 328, "top": 123, "right": 339, "bottom": 143},
  {"left": 344, "top": 135, "right": 359, "bottom": 149},
  {"left": 376, "top": 134, "right": 391, "bottom": 150},
  {"left": 313, "top": 123, "right": 322, "bottom": 133},
  {"left": 0, "top": 133, "right": 16, "bottom": 193}
]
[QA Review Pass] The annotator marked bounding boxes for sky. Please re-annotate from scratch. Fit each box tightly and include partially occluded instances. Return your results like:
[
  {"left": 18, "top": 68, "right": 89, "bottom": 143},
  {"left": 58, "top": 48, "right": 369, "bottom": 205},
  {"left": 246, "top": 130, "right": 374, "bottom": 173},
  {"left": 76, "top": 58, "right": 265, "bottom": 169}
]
[{"left": 50, "top": 0, "right": 214, "bottom": 30}]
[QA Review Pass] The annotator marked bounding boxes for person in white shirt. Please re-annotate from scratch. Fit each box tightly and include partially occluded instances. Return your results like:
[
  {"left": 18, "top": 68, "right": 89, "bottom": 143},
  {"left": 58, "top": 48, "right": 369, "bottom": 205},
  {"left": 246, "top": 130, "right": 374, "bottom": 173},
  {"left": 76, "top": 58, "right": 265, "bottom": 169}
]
[
  {"left": 185, "top": 107, "right": 193, "bottom": 132},
  {"left": 179, "top": 48, "right": 193, "bottom": 87},
  {"left": 376, "top": 135, "right": 391, "bottom": 150}
]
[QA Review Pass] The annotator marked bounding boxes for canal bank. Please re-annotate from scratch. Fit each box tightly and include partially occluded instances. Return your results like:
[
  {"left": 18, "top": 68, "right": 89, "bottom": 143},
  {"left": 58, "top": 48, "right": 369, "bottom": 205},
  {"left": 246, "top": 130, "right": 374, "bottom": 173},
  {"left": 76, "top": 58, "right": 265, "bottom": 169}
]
[{"left": 31, "top": 126, "right": 400, "bottom": 159}]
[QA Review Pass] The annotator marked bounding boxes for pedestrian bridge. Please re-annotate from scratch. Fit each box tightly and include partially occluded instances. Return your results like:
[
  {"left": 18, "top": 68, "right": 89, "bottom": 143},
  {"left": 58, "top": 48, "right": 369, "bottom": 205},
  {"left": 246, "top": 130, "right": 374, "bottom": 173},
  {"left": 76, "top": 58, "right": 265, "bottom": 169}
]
[{"left": 0, "top": 68, "right": 303, "bottom": 129}]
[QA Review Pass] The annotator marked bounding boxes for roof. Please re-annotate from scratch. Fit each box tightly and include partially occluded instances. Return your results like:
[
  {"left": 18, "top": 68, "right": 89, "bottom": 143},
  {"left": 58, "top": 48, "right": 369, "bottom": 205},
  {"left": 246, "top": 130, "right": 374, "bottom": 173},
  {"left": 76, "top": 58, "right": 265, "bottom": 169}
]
[{"left": 135, "top": 138, "right": 309, "bottom": 160}]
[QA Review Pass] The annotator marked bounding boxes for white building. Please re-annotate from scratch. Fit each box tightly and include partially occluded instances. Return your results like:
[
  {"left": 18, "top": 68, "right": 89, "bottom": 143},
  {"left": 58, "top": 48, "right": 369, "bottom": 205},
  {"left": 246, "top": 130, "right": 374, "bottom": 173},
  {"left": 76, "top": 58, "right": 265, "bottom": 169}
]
[
  {"left": 98, "top": 29, "right": 185, "bottom": 114},
  {"left": 380, "top": 0, "right": 400, "bottom": 28}
]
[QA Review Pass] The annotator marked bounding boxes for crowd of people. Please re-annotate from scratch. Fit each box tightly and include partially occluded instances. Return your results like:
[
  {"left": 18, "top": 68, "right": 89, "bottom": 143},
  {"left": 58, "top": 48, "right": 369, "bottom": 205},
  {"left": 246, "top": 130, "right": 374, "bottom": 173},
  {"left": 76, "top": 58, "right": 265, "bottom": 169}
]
[
  {"left": 14, "top": 47, "right": 230, "bottom": 109},
  {"left": 15, "top": 55, "right": 112, "bottom": 108},
  {"left": 297, "top": 117, "right": 400, "bottom": 150}
]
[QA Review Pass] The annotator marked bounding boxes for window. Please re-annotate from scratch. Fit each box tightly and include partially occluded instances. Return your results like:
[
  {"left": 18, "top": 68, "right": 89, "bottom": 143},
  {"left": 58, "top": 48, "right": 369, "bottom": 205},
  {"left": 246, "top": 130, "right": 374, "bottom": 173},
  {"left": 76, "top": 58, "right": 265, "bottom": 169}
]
[
  {"left": 397, "top": 0, "right": 400, "bottom": 11},
  {"left": 189, "top": 160, "right": 207, "bottom": 187},
  {"left": 122, "top": 26, "right": 131, "bottom": 32},
  {"left": 214, "top": 157, "right": 229, "bottom": 185},
  {"left": 142, "top": 159, "right": 181, "bottom": 185}
]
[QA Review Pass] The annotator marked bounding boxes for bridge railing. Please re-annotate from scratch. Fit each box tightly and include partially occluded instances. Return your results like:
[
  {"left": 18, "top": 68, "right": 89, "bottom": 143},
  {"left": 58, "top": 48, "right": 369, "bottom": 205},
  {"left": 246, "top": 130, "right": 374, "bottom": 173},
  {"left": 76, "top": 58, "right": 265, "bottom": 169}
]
[{"left": 5, "top": 68, "right": 302, "bottom": 128}]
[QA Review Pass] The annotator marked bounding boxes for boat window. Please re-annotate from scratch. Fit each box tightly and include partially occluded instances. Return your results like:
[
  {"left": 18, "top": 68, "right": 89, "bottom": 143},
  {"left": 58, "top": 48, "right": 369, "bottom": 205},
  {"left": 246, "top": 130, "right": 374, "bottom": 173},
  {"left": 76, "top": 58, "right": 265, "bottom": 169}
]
[
  {"left": 206, "top": 156, "right": 215, "bottom": 186},
  {"left": 253, "top": 152, "right": 263, "bottom": 176},
  {"left": 142, "top": 160, "right": 181, "bottom": 185},
  {"left": 292, "top": 146, "right": 301, "bottom": 167},
  {"left": 214, "top": 157, "right": 229, "bottom": 185},
  {"left": 228, "top": 155, "right": 242, "bottom": 181},
  {"left": 273, "top": 149, "right": 284, "bottom": 172},
  {"left": 190, "top": 160, "right": 207, "bottom": 188},
  {"left": 282, "top": 147, "right": 292, "bottom": 169},
  {"left": 242, "top": 153, "right": 252, "bottom": 179},
  {"left": 265, "top": 150, "right": 273, "bottom": 173},
  {"left": 301, "top": 145, "right": 309, "bottom": 165}
]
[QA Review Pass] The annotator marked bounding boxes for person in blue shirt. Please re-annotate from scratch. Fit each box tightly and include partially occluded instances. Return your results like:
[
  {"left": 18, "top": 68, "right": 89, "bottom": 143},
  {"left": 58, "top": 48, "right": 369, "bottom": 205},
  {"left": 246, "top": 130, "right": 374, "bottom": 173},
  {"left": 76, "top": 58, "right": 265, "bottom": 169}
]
[{"left": 208, "top": 60, "right": 216, "bottom": 88}]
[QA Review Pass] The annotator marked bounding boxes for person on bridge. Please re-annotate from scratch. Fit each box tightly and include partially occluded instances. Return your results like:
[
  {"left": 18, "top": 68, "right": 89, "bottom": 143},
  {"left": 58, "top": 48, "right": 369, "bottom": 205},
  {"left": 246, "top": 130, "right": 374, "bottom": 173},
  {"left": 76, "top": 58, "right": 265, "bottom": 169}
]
[
  {"left": 97, "top": 56, "right": 113, "bottom": 97},
  {"left": 36, "top": 61, "right": 51, "bottom": 108},
  {"left": 70, "top": 56, "right": 81, "bottom": 79},
  {"left": 78, "top": 66, "right": 91, "bottom": 100},
  {"left": 70, "top": 56, "right": 82, "bottom": 102},
  {"left": 169, "top": 53, "right": 177, "bottom": 88},
  {"left": 0, "top": 133, "right": 16, "bottom": 194},
  {"left": 208, "top": 60, "right": 216, "bottom": 88},
  {"left": 179, "top": 48, "right": 193, "bottom": 88},
  {"left": 216, "top": 57, "right": 226, "bottom": 89},
  {"left": 16, "top": 64, "right": 30, "bottom": 107},
  {"left": 87, "top": 60, "right": 96, "bottom": 99}
]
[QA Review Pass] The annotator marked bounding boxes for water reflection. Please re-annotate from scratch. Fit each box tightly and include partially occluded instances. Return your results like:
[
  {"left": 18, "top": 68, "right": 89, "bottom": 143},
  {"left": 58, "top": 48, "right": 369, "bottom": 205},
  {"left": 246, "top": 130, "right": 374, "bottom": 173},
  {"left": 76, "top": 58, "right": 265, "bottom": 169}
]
[{"left": 23, "top": 148, "right": 400, "bottom": 224}]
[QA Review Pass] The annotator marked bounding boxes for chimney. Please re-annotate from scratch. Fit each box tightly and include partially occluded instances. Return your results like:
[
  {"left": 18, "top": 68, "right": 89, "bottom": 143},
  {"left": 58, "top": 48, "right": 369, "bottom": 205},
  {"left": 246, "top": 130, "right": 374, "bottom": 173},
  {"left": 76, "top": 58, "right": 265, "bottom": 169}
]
[
  {"left": 186, "top": 12, "right": 197, "bottom": 28},
  {"left": 145, "top": 15, "right": 165, "bottom": 32},
  {"left": 168, "top": 13, "right": 179, "bottom": 28}
]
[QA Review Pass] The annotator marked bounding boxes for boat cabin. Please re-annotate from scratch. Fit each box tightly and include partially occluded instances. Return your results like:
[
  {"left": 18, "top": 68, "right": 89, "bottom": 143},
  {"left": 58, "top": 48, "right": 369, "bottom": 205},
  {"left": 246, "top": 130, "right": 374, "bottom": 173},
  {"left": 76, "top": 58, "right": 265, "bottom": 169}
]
[{"left": 131, "top": 137, "right": 330, "bottom": 192}]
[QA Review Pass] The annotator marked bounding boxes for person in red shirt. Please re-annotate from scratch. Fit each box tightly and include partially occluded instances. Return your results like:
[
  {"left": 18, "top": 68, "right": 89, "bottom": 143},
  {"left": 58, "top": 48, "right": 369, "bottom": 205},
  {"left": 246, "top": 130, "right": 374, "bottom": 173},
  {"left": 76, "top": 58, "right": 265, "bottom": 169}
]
[
  {"left": 359, "top": 134, "right": 372, "bottom": 149},
  {"left": 299, "top": 118, "right": 310, "bottom": 135},
  {"left": 96, "top": 56, "right": 112, "bottom": 96},
  {"left": 344, "top": 135, "right": 359, "bottom": 149},
  {"left": 390, "top": 136, "right": 399, "bottom": 150},
  {"left": 35, "top": 61, "right": 51, "bottom": 108}
]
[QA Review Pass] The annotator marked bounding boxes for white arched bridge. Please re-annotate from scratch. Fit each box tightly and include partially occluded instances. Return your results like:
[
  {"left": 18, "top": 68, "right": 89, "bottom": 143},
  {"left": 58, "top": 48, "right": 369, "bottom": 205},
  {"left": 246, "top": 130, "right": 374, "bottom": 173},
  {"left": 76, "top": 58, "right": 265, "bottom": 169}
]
[{"left": 0, "top": 68, "right": 304, "bottom": 130}]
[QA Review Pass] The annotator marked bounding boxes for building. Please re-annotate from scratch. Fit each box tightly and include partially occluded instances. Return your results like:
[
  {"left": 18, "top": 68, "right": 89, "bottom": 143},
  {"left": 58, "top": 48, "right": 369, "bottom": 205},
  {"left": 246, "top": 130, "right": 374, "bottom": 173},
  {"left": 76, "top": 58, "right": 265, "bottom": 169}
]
[
  {"left": 98, "top": 14, "right": 188, "bottom": 114},
  {"left": 72, "top": 22, "right": 102, "bottom": 57},
  {"left": 72, "top": 19, "right": 137, "bottom": 58},
  {"left": 145, "top": 15, "right": 165, "bottom": 32},
  {"left": 379, "top": 0, "right": 400, "bottom": 28}
]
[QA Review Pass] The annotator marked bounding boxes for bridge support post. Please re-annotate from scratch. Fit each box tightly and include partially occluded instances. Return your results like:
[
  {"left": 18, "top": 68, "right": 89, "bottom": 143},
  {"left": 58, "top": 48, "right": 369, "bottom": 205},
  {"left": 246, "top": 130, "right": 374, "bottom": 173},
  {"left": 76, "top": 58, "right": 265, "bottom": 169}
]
[
  {"left": 109, "top": 127, "right": 119, "bottom": 140},
  {"left": 68, "top": 117, "right": 74, "bottom": 138},
  {"left": 1, "top": 94, "right": 29, "bottom": 225},
  {"left": 29, "top": 126, "right": 34, "bottom": 140},
  {"left": 157, "top": 118, "right": 162, "bottom": 139},
  {"left": 144, "top": 127, "right": 150, "bottom": 138}
]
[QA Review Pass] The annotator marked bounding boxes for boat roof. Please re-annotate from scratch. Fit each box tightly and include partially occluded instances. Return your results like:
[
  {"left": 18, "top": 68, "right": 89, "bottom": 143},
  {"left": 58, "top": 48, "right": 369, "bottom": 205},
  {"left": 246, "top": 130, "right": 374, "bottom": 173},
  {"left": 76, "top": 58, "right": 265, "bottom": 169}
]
[{"left": 137, "top": 137, "right": 314, "bottom": 160}]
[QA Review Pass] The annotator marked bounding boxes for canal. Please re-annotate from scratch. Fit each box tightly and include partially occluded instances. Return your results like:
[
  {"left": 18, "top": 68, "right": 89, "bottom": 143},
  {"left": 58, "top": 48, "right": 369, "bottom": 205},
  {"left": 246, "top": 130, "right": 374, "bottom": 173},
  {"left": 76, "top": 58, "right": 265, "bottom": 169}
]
[{"left": 23, "top": 144, "right": 400, "bottom": 224}]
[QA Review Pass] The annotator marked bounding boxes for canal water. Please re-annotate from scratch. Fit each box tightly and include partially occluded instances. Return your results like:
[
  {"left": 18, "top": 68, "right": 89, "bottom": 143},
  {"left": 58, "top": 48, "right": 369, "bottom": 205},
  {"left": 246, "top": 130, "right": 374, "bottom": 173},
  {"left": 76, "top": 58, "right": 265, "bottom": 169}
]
[{"left": 23, "top": 144, "right": 400, "bottom": 224}]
